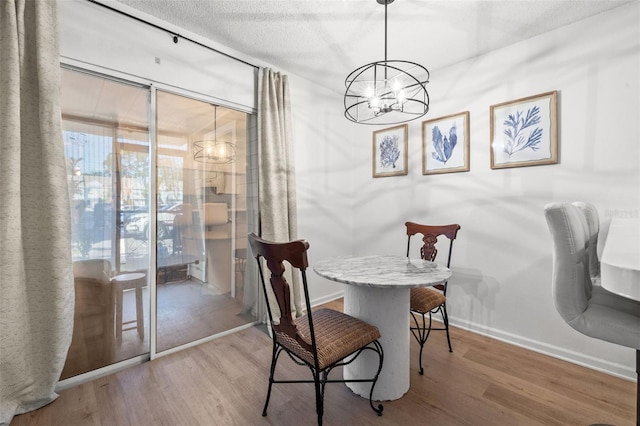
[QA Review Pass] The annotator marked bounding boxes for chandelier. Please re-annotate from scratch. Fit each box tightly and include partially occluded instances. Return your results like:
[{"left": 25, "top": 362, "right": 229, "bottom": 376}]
[
  {"left": 193, "top": 105, "right": 236, "bottom": 164},
  {"left": 344, "top": 0, "right": 430, "bottom": 125}
]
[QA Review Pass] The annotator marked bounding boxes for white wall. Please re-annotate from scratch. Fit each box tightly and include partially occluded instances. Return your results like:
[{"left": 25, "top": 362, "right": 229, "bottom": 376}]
[
  {"left": 287, "top": 74, "right": 357, "bottom": 304},
  {"left": 326, "top": 4, "right": 638, "bottom": 379}
]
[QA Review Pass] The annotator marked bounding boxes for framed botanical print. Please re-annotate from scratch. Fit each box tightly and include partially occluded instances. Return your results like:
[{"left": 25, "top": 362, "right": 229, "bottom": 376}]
[
  {"left": 490, "top": 91, "right": 558, "bottom": 169},
  {"left": 422, "top": 111, "right": 470, "bottom": 175},
  {"left": 372, "top": 124, "right": 408, "bottom": 178}
]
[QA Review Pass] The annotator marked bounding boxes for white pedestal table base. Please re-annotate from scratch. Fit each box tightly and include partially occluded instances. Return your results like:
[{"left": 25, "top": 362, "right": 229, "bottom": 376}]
[{"left": 343, "top": 285, "right": 410, "bottom": 401}]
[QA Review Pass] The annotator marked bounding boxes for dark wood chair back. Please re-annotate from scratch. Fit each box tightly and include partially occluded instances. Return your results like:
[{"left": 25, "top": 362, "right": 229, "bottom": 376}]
[
  {"left": 248, "top": 232, "right": 314, "bottom": 353},
  {"left": 405, "top": 222, "right": 460, "bottom": 292}
]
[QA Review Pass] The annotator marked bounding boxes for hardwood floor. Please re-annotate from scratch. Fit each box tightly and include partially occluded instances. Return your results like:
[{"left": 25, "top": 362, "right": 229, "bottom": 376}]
[
  {"left": 60, "top": 277, "right": 254, "bottom": 379},
  {"left": 13, "top": 299, "right": 635, "bottom": 426},
  {"left": 155, "top": 280, "right": 253, "bottom": 352}
]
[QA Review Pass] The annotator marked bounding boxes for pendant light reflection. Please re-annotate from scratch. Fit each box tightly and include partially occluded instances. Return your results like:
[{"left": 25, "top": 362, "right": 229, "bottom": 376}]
[
  {"left": 193, "top": 140, "right": 236, "bottom": 164},
  {"left": 344, "top": 0, "right": 429, "bottom": 125},
  {"left": 193, "top": 105, "right": 236, "bottom": 164}
]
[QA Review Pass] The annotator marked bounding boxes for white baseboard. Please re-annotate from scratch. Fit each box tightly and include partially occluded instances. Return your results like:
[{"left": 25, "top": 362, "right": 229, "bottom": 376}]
[
  {"left": 449, "top": 317, "right": 636, "bottom": 381},
  {"left": 310, "top": 290, "right": 344, "bottom": 308}
]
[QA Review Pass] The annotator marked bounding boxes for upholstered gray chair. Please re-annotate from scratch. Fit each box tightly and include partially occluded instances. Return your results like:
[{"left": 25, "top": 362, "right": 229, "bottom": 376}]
[{"left": 544, "top": 202, "right": 640, "bottom": 424}]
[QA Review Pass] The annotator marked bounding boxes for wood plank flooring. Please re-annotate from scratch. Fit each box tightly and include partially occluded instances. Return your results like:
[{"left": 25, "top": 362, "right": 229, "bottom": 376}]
[
  {"left": 12, "top": 299, "right": 636, "bottom": 426},
  {"left": 61, "top": 278, "right": 253, "bottom": 379}
]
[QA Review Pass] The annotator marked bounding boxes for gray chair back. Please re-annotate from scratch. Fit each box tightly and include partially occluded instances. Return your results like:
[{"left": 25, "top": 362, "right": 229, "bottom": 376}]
[
  {"left": 573, "top": 201, "right": 600, "bottom": 283},
  {"left": 545, "top": 202, "right": 640, "bottom": 349},
  {"left": 544, "top": 202, "right": 591, "bottom": 325}
]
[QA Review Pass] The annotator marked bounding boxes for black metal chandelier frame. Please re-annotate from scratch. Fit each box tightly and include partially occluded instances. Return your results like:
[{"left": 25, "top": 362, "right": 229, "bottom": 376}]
[{"left": 344, "top": 0, "right": 430, "bottom": 125}]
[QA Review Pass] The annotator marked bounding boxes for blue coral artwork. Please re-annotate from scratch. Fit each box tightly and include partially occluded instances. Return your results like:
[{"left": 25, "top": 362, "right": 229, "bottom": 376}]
[
  {"left": 491, "top": 91, "right": 558, "bottom": 169},
  {"left": 379, "top": 134, "right": 401, "bottom": 169},
  {"left": 373, "top": 124, "right": 408, "bottom": 177},
  {"left": 431, "top": 124, "right": 458, "bottom": 164},
  {"left": 502, "top": 106, "right": 543, "bottom": 157},
  {"left": 422, "top": 112, "right": 470, "bottom": 175}
]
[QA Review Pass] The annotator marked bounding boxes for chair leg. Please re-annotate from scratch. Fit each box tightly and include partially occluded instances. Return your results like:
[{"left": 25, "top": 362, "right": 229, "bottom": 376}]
[
  {"left": 412, "top": 304, "right": 452, "bottom": 375},
  {"left": 135, "top": 284, "right": 144, "bottom": 340},
  {"left": 410, "top": 311, "right": 429, "bottom": 375},
  {"left": 314, "top": 370, "right": 326, "bottom": 426},
  {"left": 368, "top": 340, "right": 385, "bottom": 416},
  {"left": 424, "top": 312, "right": 434, "bottom": 370},
  {"left": 417, "top": 333, "right": 426, "bottom": 377},
  {"left": 441, "top": 304, "right": 453, "bottom": 352},
  {"left": 262, "top": 343, "right": 280, "bottom": 417}
]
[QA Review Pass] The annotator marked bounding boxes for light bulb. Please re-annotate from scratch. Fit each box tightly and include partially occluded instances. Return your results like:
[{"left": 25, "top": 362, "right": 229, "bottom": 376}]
[
  {"left": 397, "top": 89, "right": 406, "bottom": 103},
  {"left": 364, "top": 86, "right": 375, "bottom": 99}
]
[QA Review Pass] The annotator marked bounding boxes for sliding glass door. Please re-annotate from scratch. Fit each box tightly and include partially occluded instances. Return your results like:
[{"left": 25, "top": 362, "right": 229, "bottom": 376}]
[
  {"left": 61, "top": 68, "right": 151, "bottom": 378},
  {"left": 155, "top": 90, "right": 252, "bottom": 352},
  {"left": 60, "top": 67, "right": 256, "bottom": 380}
]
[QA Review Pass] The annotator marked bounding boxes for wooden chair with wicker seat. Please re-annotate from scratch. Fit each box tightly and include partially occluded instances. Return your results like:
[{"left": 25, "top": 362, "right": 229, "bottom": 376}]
[
  {"left": 248, "top": 233, "right": 384, "bottom": 426},
  {"left": 405, "top": 221, "right": 461, "bottom": 375}
]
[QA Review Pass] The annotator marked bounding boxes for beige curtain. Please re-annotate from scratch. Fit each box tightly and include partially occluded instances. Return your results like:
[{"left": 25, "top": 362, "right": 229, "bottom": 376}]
[
  {"left": 257, "top": 68, "right": 302, "bottom": 320},
  {"left": 0, "top": 1, "right": 74, "bottom": 424}
]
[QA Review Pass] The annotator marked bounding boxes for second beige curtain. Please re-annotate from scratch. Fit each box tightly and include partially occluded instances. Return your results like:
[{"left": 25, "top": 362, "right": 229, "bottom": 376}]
[{"left": 257, "top": 68, "right": 302, "bottom": 321}]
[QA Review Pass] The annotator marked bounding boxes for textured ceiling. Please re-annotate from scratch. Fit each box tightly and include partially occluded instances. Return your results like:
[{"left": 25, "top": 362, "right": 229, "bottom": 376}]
[{"left": 113, "top": 0, "right": 635, "bottom": 93}]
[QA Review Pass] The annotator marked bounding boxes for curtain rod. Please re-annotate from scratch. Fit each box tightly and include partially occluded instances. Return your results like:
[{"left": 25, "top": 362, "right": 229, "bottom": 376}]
[{"left": 86, "top": 0, "right": 259, "bottom": 70}]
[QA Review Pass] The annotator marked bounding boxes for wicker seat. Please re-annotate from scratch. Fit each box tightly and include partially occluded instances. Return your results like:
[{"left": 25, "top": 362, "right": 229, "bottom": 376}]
[
  {"left": 405, "top": 221, "right": 461, "bottom": 375},
  {"left": 248, "top": 233, "right": 384, "bottom": 425},
  {"left": 410, "top": 286, "right": 446, "bottom": 314}
]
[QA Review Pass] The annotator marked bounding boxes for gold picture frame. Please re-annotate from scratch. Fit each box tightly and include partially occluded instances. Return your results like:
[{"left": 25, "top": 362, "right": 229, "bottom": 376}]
[
  {"left": 372, "top": 124, "right": 408, "bottom": 178},
  {"left": 422, "top": 111, "right": 470, "bottom": 175},
  {"left": 490, "top": 90, "right": 558, "bottom": 169}
]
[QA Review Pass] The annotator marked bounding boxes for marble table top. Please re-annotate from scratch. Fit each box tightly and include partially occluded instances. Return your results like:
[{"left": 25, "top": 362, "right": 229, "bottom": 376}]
[{"left": 313, "top": 254, "right": 451, "bottom": 288}]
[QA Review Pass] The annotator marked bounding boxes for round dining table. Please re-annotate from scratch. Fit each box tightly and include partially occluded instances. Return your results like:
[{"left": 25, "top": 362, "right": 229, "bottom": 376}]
[{"left": 313, "top": 254, "right": 451, "bottom": 401}]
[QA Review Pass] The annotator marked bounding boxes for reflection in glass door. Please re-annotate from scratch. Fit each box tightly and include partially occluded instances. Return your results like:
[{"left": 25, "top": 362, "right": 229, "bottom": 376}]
[
  {"left": 61, "top": 67, "right": 150, "bottom": 379},
  {"left": 155, "top": 90, "right": 255, "bottom": 352}
]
